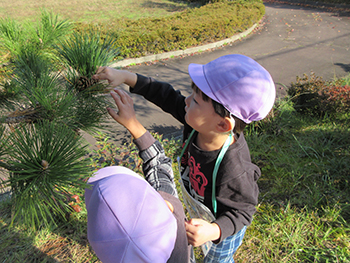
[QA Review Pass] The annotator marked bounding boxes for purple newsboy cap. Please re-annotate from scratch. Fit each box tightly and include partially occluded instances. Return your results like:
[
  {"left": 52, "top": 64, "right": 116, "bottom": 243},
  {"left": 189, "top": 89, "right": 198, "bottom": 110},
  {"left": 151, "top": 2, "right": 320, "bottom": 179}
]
[
  {"left": 85, "top": 166, "right": 177, "bottom": 263},
  {"left": 188, "top": 54, "right": 276, "bottom": 124}
]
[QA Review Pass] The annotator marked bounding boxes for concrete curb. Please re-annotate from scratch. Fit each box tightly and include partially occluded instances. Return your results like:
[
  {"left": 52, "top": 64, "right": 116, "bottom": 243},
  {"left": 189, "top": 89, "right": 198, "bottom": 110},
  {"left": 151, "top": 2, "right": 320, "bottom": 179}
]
[{"left": 110, "top": 23, "right": 258, "bottom": 68}]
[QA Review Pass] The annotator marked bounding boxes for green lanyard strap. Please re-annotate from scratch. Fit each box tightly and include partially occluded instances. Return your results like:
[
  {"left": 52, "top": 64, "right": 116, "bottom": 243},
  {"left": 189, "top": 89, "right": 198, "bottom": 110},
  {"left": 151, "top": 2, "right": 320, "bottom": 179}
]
[
  {"left": 179, "top": 129, "right": 196, "bottom": 160},
  {"left": 212, "top": 132, "right": 233, "bottom": 216},
  {"left": 179, "top": 129, "right": 233, "bottom": 217}
]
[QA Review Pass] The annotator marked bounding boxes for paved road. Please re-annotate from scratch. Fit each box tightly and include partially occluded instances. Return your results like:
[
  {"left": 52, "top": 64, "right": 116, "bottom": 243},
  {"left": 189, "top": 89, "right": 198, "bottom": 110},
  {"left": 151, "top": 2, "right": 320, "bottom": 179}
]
[{"left": 83, "top": 1, "right": 350, "bottom": 148}]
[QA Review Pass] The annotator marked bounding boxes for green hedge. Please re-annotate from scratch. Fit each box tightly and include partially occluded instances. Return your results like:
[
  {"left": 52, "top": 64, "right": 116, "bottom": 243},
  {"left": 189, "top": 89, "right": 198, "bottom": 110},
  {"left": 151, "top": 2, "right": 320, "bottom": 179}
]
[{"left": 75, "top": 0, "right": 265, "bottom": 59}]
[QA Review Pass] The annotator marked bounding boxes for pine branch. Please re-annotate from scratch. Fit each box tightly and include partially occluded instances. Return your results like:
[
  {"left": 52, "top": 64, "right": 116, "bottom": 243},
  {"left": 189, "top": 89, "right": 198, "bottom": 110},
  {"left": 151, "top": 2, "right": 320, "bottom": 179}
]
[{"left": 4, "top": 107, "right": 42, "bottom": 124}]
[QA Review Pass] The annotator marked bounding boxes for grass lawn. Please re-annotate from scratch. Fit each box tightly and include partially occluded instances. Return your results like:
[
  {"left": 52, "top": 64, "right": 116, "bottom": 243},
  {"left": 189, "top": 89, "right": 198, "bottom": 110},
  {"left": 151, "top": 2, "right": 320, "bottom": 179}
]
[{"left": 0, "top": 0, "right": 197, "bottom": 23}]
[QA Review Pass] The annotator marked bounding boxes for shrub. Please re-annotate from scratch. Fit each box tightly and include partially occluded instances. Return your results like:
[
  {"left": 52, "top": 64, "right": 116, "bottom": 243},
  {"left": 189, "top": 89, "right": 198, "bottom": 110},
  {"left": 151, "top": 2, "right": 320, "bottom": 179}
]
[
  {"left": 288, "top": 72, "right": 350, "bottom": 117},
  {"left": 320, "top": 85, "right": 350, "bottom": 114},
  {"left": 75, "top": 0, "right": 265, "bottom": 59},
  {"left": 1, "top": 1, "right": 264, "bottom": 62},
  {"left": 288, "top": 73, "right": 326, "bottom": 116}
]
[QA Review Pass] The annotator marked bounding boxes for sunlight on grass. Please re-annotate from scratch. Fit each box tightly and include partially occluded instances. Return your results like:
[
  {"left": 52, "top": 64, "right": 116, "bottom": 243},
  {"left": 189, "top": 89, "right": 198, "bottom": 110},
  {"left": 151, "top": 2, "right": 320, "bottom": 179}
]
[
  {"left": 0, "top": 0, "right": 196, "bottom": 23},
  {"left": 238, "top": 203, "right": 350, "bottom": 262}
]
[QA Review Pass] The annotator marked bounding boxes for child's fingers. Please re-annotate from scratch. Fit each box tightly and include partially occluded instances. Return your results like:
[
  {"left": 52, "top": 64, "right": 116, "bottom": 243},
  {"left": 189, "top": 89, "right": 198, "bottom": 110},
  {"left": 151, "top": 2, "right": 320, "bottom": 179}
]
[
  {"left": 92, "top": 66, "right": 107, "bottom": 79},
  {"left": 184, "top": 223, "right": 197, "bottom": 246},
  {"left": 107, "top": 107, "right": 119, "bottom": 121},
  {"left": 113, "top": 89, "right": 133, "bottom": 105},
  {"left": 110, "top": 91, "right": 122, "bottom": 107},
  {"left": 95, "top": 66, "right": 106, "bottom": 74},
  {"left": 185, "top": 221, "right": 198, "bottom": 233},
  {"left": 110, "top": 89, "right": 135, "bottom": 121},
  {"left": 187, "top": 218, "right": 202, "bottom": 226},
  {"left": 113, "top": 89, "right": 126, "bottom": 101}
]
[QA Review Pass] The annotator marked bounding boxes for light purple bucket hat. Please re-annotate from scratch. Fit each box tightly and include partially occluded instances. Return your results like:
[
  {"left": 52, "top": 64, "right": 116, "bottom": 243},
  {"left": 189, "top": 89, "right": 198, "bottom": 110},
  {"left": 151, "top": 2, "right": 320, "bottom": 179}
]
[
  {"left": 85, "top": 166, "right": 177, "bottom": 263},
  {"left": 188, "top": 54, "right": 276, "bottom": 124}
]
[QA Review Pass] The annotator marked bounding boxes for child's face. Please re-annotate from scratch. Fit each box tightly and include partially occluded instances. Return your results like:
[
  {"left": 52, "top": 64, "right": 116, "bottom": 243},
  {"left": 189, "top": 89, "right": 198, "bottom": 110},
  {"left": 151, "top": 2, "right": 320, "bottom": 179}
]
[{"left": 184, "top": 89, "right": 221, "bottom": 134}]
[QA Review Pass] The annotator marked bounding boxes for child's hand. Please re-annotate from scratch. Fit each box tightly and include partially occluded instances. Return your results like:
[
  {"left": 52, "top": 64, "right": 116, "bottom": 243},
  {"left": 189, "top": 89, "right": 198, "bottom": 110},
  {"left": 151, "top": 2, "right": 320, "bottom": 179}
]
[
  {"left": 108, "top": 89, "right": 146, "bottom": 139},
  {"left": 185, "top": 218, "right": 221, "bottom": 247},
  {"left": 93, "top": 67, "right": 137, "bottom": 90}
]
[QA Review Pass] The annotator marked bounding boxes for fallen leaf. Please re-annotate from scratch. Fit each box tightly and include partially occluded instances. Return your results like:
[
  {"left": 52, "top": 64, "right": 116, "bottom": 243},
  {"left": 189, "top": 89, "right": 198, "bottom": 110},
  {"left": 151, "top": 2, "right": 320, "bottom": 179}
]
[
  {"left": 71, "top": 204, "right": 82, "bottom": 213},
  {"left": 71, "top": 194, "right": 81, "bottom": 203}
]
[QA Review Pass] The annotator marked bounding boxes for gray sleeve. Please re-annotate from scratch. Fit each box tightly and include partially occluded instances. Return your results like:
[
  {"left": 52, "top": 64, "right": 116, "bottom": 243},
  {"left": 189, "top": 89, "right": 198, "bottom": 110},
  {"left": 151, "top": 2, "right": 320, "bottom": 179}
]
[{"left": 134, "top": 131, "right": 178, "bottom": 197}]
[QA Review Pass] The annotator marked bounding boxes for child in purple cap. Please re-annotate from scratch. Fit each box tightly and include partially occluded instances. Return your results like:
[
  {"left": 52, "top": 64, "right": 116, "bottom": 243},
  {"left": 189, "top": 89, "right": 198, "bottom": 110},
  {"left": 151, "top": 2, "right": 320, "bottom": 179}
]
[
  {"left": 85, "top": 89, "right": 191, "bottom": 263},
  {"left": 93, "top": 54, "right": 276, "bottom": 262}
]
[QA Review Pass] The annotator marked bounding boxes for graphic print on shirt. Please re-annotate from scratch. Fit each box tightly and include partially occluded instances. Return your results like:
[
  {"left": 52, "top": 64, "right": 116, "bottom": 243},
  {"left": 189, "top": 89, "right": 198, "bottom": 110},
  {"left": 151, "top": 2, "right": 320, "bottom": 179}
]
[
  {"left": 181, "top": 153, "right": 205, "bottom": 203},
  {"left": 189, "top": 156, "right": 207, "bottom": 198}
]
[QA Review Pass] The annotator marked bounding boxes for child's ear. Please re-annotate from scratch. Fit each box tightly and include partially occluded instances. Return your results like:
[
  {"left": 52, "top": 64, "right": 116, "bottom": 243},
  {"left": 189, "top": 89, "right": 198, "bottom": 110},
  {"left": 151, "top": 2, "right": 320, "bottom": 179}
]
[{"left": 217, "top": 117, "right": 234, "bottom": 133}]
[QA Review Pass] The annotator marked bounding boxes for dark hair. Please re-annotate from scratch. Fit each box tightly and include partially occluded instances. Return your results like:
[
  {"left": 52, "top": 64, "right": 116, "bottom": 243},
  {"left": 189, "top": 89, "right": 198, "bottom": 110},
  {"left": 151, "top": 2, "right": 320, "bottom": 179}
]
[{"left": 191, "top": 82, "right": 247, "bottom": 134}]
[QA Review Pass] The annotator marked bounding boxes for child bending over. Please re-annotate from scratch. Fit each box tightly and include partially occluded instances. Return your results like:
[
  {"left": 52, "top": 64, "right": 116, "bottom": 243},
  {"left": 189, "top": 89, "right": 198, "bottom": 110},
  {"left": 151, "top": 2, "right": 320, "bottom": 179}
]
[{"left": 85, "top": 89, "right": 192, "bottom": 263}]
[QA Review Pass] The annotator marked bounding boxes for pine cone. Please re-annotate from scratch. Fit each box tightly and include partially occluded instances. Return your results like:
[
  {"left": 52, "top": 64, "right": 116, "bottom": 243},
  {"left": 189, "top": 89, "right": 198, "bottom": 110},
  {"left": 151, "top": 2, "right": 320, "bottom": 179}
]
[{"left": 75, "top": 76, "right": 99, "bottom": 92}]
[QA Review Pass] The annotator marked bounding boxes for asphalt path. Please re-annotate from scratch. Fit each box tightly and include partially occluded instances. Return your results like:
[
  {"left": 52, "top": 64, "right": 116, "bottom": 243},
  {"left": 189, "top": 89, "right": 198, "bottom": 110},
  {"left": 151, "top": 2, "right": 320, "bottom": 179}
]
[{"left": 83, "top": 1, "right": 350, "bottom": 148}]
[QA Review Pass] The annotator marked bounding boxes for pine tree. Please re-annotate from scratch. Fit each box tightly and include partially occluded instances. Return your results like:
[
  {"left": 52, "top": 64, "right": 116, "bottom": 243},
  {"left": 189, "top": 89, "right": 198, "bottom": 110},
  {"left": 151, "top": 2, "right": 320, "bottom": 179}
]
[{"left": 0, "top": 11, "right": 119, "bottom": 229}]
